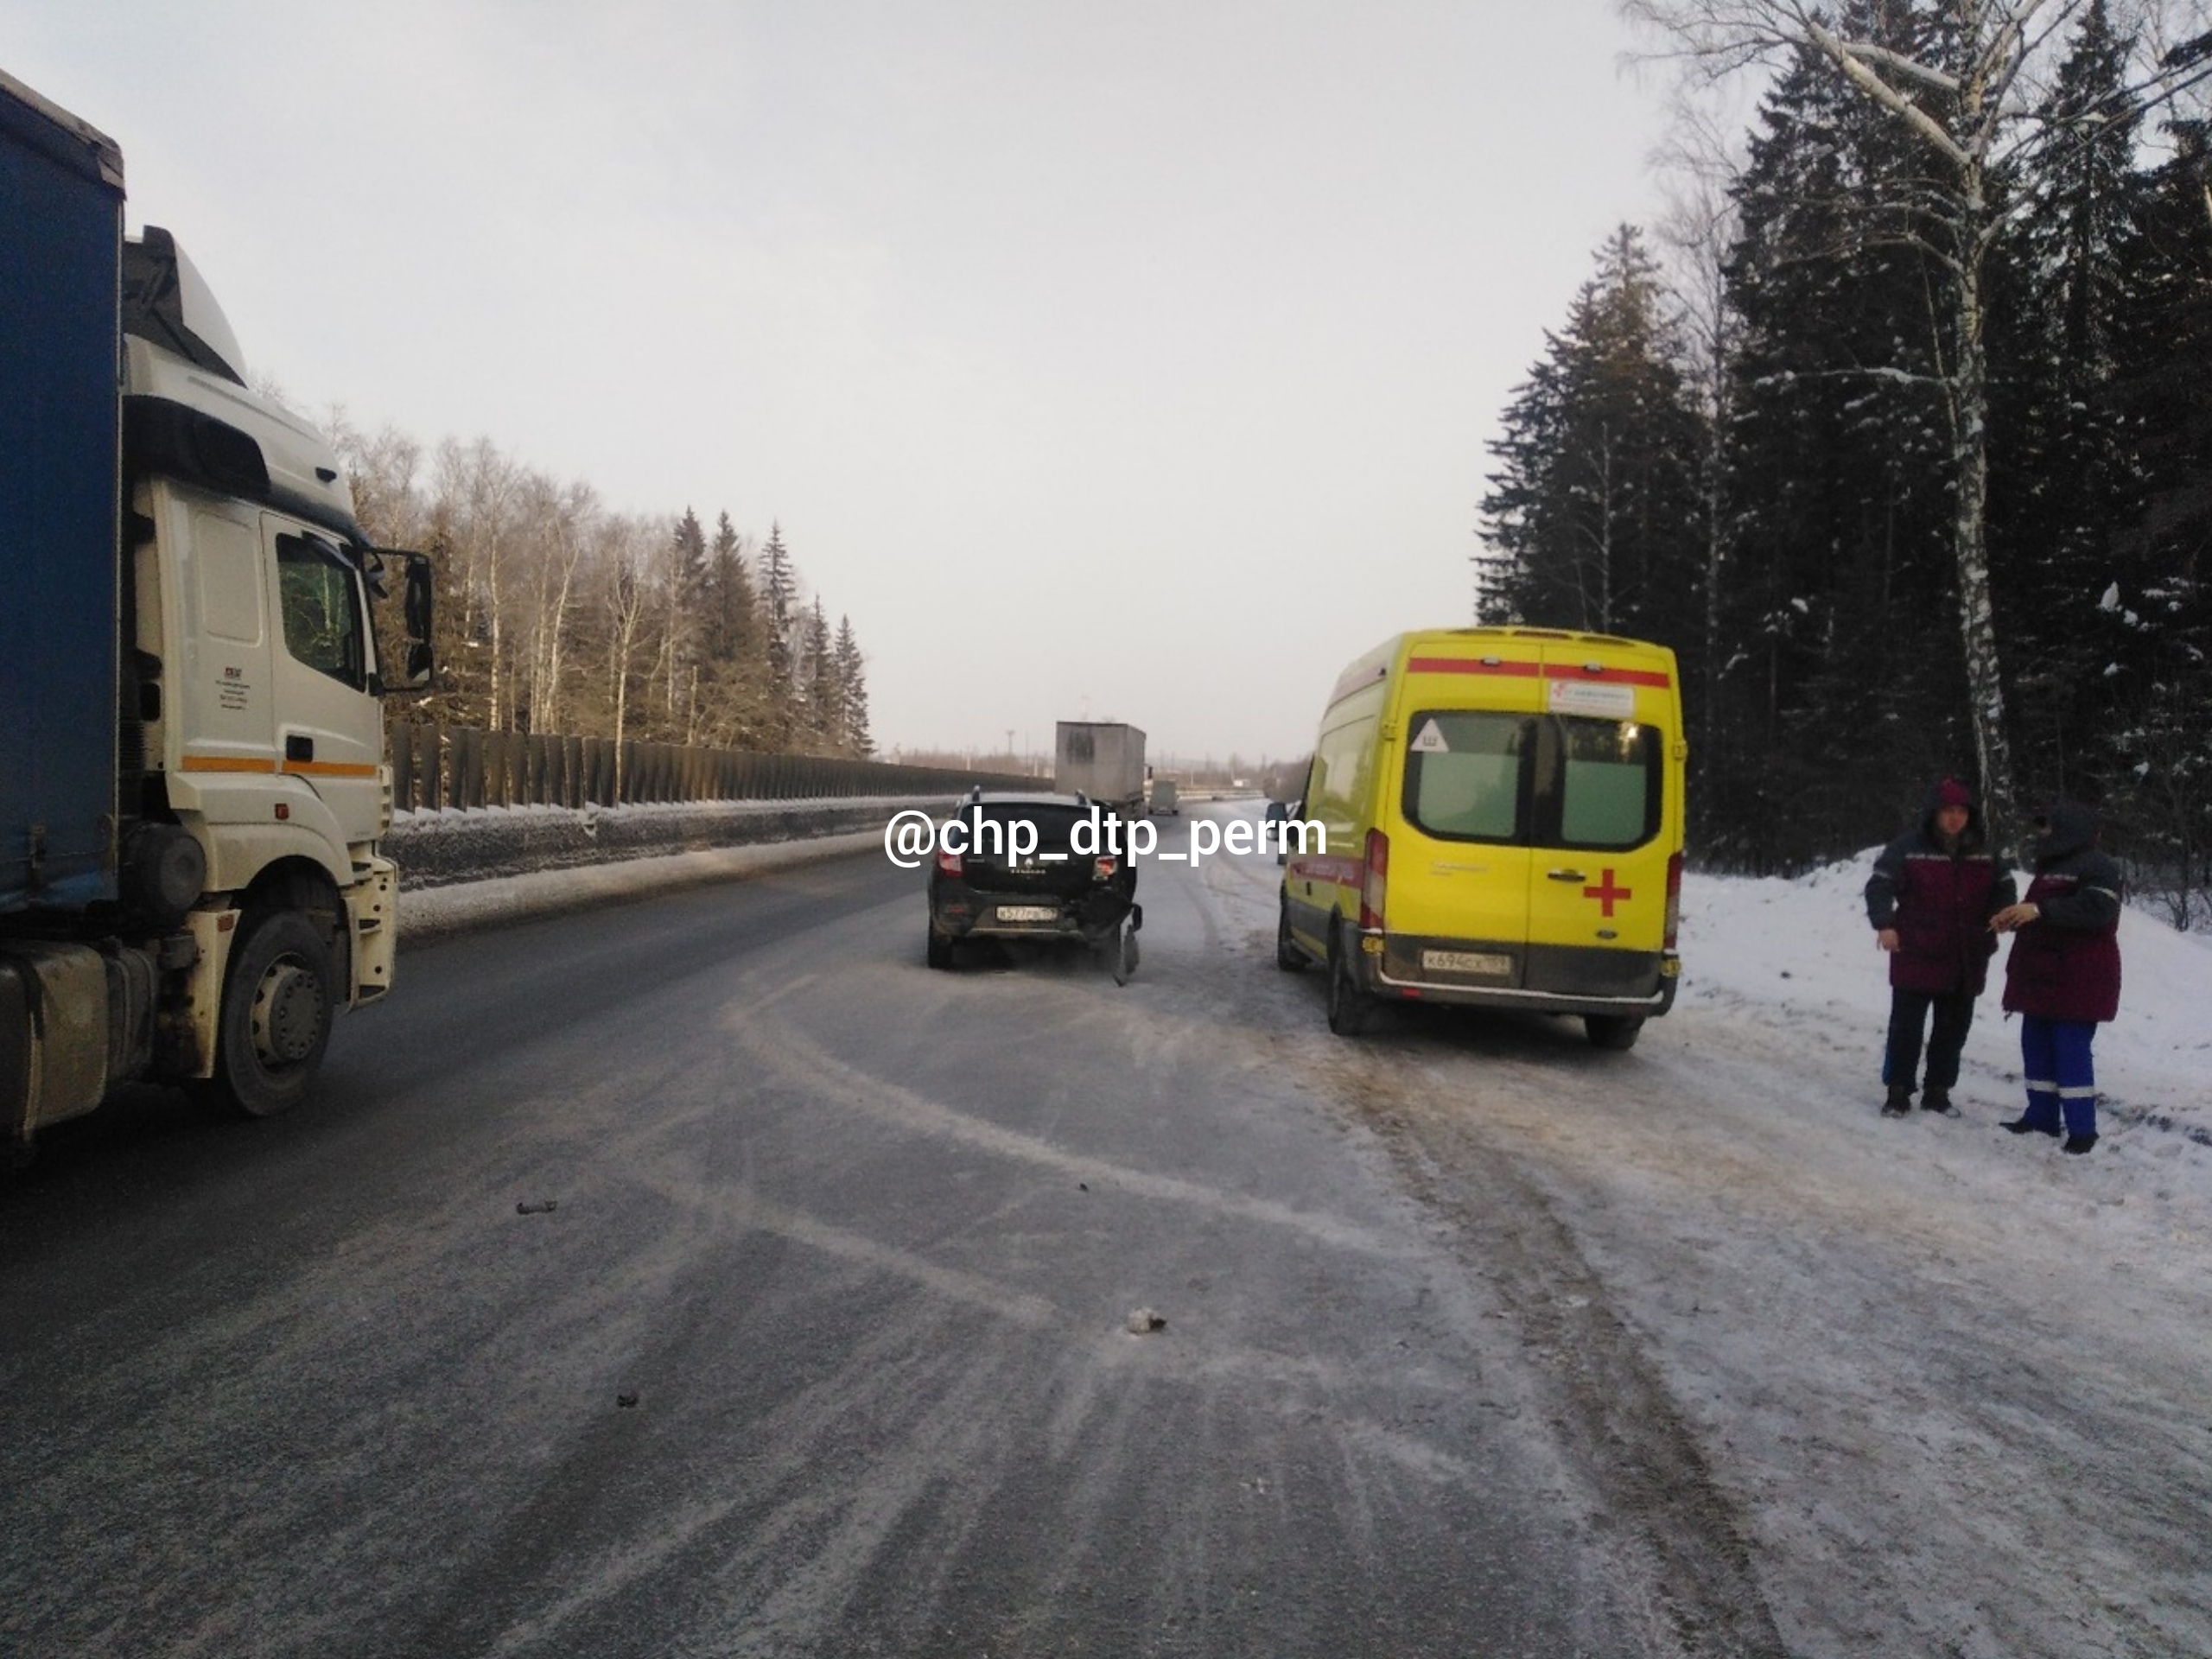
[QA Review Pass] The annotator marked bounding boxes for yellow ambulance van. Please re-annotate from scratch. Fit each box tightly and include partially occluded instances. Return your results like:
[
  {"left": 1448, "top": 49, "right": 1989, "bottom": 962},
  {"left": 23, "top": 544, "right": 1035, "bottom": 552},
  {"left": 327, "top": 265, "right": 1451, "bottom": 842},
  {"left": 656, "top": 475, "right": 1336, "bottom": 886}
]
[{"left": 1277, "top": 626, "right": 1685, "bottom": 1048}]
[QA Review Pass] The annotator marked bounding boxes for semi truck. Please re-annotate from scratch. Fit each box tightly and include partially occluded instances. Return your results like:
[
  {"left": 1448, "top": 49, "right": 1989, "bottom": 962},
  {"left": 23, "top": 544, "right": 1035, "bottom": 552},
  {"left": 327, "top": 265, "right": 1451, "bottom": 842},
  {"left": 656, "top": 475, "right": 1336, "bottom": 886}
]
[
  {"left": 1053, "top": 721, "right": 1146, "bottom": 814},
  {"left": 2, "top": 70, "right": 434, "bottom": 1155}
]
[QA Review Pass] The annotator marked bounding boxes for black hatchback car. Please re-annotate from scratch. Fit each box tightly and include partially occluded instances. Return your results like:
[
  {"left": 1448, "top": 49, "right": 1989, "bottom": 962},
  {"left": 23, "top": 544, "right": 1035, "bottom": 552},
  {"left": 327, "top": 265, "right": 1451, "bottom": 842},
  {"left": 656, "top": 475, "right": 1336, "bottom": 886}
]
[{"left": 925, "top": 791, "right": 1140, "bottom": 971}]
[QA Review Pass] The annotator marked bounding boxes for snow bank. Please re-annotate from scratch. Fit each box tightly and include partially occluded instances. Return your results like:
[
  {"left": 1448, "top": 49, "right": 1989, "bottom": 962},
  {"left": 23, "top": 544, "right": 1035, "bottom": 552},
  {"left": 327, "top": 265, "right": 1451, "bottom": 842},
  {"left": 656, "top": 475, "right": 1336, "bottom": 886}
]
[
  {"left": 1681, "top": 849, "right": 2212, "bottom": 1151},
  {"left": 387, "top": 796, "right": 947, "bottom": 944},
  {"left": 387, "top": 795, "right": 945, "bottom": 889}
]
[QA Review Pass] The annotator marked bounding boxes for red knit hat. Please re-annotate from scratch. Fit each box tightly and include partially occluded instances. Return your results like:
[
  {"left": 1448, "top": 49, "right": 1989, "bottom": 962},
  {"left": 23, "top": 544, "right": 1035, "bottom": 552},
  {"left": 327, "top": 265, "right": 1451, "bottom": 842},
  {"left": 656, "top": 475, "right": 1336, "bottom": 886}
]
[{"left": 1936, "top": 778, "right": 1973, "bottom": 809}]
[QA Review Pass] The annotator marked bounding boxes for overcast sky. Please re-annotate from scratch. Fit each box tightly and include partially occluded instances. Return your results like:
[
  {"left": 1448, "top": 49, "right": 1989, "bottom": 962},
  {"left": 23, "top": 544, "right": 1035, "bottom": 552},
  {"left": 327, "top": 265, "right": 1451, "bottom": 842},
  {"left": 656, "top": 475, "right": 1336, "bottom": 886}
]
[{"left": 8, "top": 1, "right": 1683, "bottom": 766}]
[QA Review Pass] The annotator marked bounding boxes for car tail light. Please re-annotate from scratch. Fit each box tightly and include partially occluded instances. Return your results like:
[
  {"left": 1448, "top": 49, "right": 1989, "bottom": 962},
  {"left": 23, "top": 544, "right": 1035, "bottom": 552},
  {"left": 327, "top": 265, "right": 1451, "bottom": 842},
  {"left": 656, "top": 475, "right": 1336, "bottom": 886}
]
[
  {"left": 1094, "top": 856, "right": 1118, "bottom": 880},
  {"left": 938, "top": 846, "right": 963, "bottom": 878},
  {"left": 1360, "top": 828, "right": 1388, "bottom": 931},
  {"left": 1664, "top": 851, "right": 1682, "bottom": 950}
]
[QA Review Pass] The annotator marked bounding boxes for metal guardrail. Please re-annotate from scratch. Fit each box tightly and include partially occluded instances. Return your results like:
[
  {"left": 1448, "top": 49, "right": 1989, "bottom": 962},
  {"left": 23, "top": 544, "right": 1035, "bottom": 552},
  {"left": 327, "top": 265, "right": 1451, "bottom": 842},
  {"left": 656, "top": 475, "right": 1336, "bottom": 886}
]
[{"left": 388, "top": 721, "right": 1031, "bottom": 811}]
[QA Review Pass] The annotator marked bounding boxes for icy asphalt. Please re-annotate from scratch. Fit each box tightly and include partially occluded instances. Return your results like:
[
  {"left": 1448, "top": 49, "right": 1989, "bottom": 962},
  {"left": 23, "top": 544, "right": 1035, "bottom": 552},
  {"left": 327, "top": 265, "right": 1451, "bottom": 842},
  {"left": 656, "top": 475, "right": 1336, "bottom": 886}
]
[{"left": 1, "top": 797, "right": 2206, "bottom": 1656}]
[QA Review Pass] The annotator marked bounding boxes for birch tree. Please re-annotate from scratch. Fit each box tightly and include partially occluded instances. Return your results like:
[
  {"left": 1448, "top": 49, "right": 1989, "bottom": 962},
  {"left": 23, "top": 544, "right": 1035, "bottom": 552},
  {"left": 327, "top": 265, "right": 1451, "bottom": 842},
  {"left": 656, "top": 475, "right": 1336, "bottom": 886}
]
[
  {"left": 435, "top": 436, "right": 526, "bottom": 732},
  {"left": 597, "top": 515, "right": 655, "bottom": 801},
  {"left": 1653, "top": 110, "right": 1745, "bottom": 836},
  {"left": 518, "top": 476, "right": 596, "bottom": 735}
]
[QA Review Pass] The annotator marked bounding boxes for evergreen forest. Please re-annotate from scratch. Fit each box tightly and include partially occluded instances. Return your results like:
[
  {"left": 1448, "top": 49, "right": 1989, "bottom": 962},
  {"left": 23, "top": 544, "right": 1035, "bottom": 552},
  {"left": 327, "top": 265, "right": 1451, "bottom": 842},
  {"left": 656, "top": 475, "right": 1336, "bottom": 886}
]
[{"left": 1478, "top": 0, "right": 2212, "bottom": 925}]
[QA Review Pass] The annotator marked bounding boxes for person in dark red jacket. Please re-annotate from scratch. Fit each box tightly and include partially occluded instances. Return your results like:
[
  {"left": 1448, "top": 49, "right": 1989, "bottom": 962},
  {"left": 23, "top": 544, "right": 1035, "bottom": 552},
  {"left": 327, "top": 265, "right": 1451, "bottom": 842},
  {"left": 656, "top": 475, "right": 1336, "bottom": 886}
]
[
  {"left": 1991, "top": 801, "right": 2124, "bottom": 1154},
  {"left": 1863, "top": 779, "right": 2016, "bottom": 1117}
]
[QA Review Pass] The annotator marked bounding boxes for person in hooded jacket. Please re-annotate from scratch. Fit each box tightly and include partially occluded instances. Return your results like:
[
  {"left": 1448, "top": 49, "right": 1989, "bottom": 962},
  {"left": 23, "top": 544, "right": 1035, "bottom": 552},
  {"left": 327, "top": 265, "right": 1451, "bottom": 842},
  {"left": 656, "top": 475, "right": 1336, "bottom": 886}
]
[
  {"left": 1864, "top": 778, "right": 2016, "bottom": 1117},
  {"left": 1990, "top": 801, "right": 2124, "bottom": 1154}
]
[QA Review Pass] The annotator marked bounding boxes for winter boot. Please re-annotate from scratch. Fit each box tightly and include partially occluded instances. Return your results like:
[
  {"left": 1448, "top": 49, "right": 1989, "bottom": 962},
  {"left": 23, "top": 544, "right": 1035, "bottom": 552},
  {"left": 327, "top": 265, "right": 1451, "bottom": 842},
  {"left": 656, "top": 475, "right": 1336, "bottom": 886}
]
[
  {"left": 1920, "top": 1087, "right": 1955, "bottom": 1116},
  {"left": 2063, "top": 1133, "right": 2099, "bottom": 1155},
  {"left": 2000, "top": 1117, "right": 2061, "bottom": 1138},
  {"left": 1881, "top": 1085, "right": 1912, "bottom": 1118}
]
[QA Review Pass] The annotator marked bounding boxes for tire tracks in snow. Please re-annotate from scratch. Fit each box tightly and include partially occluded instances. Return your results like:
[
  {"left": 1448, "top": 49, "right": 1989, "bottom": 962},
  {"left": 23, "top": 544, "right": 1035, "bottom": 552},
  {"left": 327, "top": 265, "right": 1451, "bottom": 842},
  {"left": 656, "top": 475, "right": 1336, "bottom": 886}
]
[
  {"left": 1187, "top": 833, "right": 1790, "bottom": 1658},
  {"left": 1299, "top": 1035, "right": 1792, "bottom": 1659}
]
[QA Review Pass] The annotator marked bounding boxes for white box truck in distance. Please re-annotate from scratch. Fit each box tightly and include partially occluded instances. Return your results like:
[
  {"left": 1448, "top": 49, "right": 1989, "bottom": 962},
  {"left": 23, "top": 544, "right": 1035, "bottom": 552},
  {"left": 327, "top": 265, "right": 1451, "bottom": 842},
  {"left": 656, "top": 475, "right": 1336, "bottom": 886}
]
[
  {"left": 2, "top": 69, "right": 435, "bottom": 1155},
  {"left": 1054, "top": 722, "right": 1146, "bottom": 812}
]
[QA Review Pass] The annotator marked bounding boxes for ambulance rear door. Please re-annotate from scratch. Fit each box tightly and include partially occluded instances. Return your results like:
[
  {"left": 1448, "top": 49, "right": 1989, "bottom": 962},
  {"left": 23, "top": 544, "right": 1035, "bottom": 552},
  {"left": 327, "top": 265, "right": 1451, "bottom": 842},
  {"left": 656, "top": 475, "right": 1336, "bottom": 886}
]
[
  {"left": 1393, "top": 703, "right": 1538, "bottom": 970},
  {"left": 1519, "top": 663, "right": 1675, "bottom": 1001}
]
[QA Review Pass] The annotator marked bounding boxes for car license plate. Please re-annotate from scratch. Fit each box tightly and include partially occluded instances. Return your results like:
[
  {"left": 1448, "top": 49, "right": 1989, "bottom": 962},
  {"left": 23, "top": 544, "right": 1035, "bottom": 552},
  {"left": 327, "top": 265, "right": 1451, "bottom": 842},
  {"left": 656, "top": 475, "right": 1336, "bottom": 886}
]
[
  {"left": 997, "top": 905, "right": 1059, "bottom": 923},
  {"left": 1423, "top": 949, "right": 1510, "bottom": 976}
]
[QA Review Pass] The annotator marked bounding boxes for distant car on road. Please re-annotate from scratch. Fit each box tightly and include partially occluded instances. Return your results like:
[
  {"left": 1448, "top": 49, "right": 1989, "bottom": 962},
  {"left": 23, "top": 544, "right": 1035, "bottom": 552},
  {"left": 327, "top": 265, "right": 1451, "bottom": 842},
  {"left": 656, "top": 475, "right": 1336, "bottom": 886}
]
[
  {"left": 1269, "top": 797, "right": 1299, "bottom": 864},
  {"left": 1149, "top": 779, "right": 1179, "bottom": 816},
  {"left": 926, "top": 790, "right": 1140, "bottom": 973}
]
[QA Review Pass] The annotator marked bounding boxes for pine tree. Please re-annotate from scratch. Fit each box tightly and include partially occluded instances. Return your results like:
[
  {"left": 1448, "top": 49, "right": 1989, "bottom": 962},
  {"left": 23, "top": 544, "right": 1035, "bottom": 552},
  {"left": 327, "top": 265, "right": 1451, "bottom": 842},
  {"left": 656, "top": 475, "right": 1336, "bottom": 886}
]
[
  {"left": 663, "top": 508, "right": 709, "bottom": 740},
  {"left": 833, "top": 615, "right": 873, "bottom": 757},
  {"left": 800, "top": 598, "right": 835, "bottom": 753},
  {"left": 1478, "top": 226, "right": 1706, "bottom": 649},
  {"left": 702, "top": 511, "right": 763, "bottom": 747},
  {"left": 2100, "top": 117, "right": 2212, "bottom": 921},
  {"left": 1714, "top": 21, "right": 1968, "bottom": 867},
  {"left": 1993, "top": 0, "right": 2145, "bottom": 803},
  {"left": 756, "top": 521, "right": 798, "bottom": 749}
]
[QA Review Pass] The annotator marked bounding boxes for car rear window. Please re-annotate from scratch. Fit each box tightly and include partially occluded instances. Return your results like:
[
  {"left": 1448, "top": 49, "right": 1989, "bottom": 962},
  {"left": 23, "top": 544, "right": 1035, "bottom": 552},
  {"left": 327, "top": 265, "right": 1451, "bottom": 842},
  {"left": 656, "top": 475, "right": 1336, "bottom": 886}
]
[
  {"left": 1402, "top": 712, "right": 1661, "bottom": 851},
  {"left": 954, "top": 803, "right": 1093, "bottom": 857}
]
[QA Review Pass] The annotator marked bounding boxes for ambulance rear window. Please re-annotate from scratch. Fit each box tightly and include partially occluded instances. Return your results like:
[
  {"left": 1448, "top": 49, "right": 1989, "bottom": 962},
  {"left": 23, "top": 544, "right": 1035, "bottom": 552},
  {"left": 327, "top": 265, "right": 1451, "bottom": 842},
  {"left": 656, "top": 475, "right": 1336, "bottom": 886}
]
[
  {"left": 1402, "top": 711, "right": 1529, "bottom": 841},
  {"left": 1402, "top": 711, "right": 1662, "bottom": 849},
  {"left": 1554, "top": 718, "right": 1662, "bottom": 849}
]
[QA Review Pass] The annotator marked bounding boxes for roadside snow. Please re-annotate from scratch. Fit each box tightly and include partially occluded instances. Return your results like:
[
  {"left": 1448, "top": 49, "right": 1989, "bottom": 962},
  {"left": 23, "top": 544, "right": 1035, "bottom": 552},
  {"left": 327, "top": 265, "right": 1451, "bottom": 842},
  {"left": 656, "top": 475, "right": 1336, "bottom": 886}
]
[
  {"left": 1555, "top": 855, "right": 2212, "bottom": 1657},
  {"left": 1190, "top": 802, "right": 2212, "bottom": 1656},
  {"left": 1685, "top": 850, "right": 2212, "bottom": 1153}
]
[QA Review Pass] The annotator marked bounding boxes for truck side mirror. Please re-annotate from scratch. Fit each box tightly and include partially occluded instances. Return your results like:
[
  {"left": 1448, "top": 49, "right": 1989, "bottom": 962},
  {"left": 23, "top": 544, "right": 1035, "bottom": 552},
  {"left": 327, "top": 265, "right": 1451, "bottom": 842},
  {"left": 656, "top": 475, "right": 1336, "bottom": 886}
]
[
  {"left": 372, "top": 549, "right": 435, "bottom": 691},
  {"left": 401, "top": 553, "right": 435, "bottom": 689}
]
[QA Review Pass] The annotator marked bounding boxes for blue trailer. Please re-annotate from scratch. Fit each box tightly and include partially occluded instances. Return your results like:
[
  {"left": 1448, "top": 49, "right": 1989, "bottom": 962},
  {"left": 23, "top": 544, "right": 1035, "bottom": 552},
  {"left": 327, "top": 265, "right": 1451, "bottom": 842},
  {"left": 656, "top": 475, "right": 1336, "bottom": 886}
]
[{"left": 0, "top": 71, "right": 124, "bottom": 918}]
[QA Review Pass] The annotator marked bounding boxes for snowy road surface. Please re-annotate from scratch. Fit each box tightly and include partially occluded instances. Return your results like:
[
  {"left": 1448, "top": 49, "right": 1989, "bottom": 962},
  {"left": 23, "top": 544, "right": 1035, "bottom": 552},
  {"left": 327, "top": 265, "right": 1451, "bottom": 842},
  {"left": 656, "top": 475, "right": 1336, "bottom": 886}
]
[
  {"left": 1205, "top": 803, "right": 2212, "bottom": 1659},
  {"left": 2, "top": 798, "right": 2207, "bottom": 1656}
]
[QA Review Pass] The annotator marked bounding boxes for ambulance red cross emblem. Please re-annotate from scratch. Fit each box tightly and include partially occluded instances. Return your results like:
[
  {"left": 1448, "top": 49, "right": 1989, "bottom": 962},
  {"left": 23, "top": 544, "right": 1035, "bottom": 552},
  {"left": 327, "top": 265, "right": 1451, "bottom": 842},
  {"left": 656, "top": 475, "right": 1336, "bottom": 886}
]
[{"left": 1583, "top": 869, "right": 1632, "bottom": 917}]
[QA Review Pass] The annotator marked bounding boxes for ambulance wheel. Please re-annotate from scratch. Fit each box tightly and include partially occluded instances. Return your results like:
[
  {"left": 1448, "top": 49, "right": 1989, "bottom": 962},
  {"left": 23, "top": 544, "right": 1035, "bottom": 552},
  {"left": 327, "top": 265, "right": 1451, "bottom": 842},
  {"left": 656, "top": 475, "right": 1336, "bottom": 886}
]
[
  {"left": 1585, "top": 1014, "right": 1643, "bottom": 1052},
  {"left": 1326, "top": 926, "right": 1374, "bottom": 1037},
  {"left": 204, "top": 908, "right": 335, "bottom": 1118},
  {"left": 1275, "top": 898, "right": 1306, "bottom": 973}
]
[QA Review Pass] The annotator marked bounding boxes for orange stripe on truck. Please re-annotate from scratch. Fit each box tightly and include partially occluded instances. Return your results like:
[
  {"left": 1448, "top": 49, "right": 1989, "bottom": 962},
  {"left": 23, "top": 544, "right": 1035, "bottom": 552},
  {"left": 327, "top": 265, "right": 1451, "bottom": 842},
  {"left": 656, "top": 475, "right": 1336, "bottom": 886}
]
[
  {"left": 180, "top": 754, "right": 277, "bottom": 773},
  {"left": 180, "top": 756, "right": 379, "bottom": 778}
]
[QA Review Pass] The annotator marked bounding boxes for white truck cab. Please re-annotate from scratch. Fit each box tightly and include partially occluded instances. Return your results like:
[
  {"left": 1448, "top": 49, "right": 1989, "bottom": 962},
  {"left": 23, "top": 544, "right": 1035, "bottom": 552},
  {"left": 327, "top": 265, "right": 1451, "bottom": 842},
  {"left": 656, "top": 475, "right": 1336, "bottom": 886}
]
[{"left": 3, "top": 68, "right": 434, "bottom": 1151}]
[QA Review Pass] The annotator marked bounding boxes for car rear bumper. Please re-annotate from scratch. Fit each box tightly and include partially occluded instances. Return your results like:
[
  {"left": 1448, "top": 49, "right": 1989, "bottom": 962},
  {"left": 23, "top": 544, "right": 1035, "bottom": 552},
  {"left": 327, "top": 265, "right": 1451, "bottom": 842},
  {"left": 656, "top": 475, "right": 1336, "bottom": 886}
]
[{"left": 931, "top": 893, "right": 1140, "bottom": 945}]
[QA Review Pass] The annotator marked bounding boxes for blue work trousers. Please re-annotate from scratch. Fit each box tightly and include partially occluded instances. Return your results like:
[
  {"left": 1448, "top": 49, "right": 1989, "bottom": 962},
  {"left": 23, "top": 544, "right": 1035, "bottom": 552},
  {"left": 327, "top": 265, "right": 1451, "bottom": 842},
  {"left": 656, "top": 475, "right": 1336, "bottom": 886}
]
[{"left": 2018, "top": 1015, "right": 2100, "bottom": 1137}]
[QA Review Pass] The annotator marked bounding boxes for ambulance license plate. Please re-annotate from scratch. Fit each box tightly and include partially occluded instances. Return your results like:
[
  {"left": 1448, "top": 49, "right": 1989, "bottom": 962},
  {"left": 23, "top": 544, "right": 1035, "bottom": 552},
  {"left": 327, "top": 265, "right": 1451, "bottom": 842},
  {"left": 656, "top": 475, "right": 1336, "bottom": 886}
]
[
  {"left": 997, "top": 905, "right": 1059, "bottom": 923},
  {"left": 1424, "top": 949, "right": 1510, "bottom": 976}
]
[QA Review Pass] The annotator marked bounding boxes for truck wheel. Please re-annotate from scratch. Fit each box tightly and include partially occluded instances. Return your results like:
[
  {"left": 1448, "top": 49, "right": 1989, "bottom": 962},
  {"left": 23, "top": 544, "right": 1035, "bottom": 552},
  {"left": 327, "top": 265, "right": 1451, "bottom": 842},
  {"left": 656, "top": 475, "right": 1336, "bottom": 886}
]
[
  {"left": 1585, "top": 1014, "right": 1643, "bottom": 1052},
  {"left": 925, "top": 925, "right": 956, "bottom": 970},
  {"left": 1325, "top": 925, "right": 1373, "bottom": 1038},
  {"left": 1275, "top": 898, "right": 1306, "bottom": 973},
  {"left": 207, "top": 910, "right": 335, "bottom": 1117}
]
